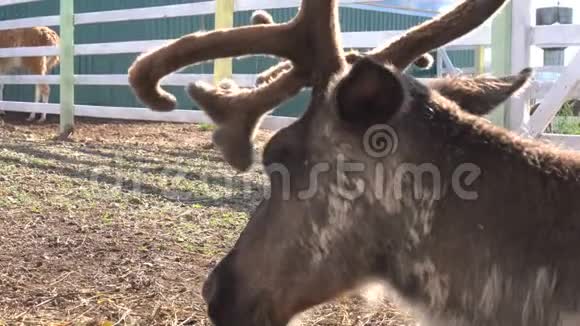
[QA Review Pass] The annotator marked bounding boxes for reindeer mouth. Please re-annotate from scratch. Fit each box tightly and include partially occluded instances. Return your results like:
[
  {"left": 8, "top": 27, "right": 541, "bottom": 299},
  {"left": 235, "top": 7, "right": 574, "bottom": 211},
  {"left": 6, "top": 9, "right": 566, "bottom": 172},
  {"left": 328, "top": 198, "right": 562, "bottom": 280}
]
[{"left": 206, "top": 293, "right": 285, "bottom": 326}]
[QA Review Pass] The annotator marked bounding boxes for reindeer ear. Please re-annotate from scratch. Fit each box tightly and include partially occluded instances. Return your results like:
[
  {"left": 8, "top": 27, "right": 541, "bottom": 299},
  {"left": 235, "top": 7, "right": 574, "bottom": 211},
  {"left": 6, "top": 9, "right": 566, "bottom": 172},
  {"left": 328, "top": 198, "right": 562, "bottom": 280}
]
[
  {"left": 336, "top": 58, "right": 407, "bottom": 127},
  {"left": 429, "top": 68, "right": 533, "bottom": 116}
]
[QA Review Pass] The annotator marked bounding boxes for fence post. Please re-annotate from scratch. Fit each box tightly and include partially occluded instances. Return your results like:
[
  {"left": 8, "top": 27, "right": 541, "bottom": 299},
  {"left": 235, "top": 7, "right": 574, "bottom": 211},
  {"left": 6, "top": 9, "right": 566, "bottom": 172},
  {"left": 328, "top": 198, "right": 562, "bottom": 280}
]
[
  {"left": 508, "top": 0, "right": 531, "bottom": 132},
  {"left": 214, "top": 0, "right": 234, "bottom": 85},
  {"left": 475, "top": 46, "right": 486, "bottom": 74},
  {"left": 490, "top": 0, "right": 512, "bottom": 128},
  {"left": 59, "top": 0, "right": 74, "bottom": 138}
]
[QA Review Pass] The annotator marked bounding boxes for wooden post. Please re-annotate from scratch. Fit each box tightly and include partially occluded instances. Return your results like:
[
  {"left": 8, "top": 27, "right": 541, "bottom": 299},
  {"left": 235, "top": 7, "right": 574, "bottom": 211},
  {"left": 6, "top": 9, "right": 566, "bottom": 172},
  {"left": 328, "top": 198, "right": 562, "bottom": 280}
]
[
  {"left": 475, "top": 46, "right": 486, "bottom": 74},
  {"left": 490, "top": 0, "right": 512, "bottom": 128},
  {"left": 508, "top": 0, "right": 531, "bottom": 132},
  {"left": 59, "top": 0, "right": 74, "bottom": 138},
  {"left": 214, "top": 0, "right": 234, "bottom": 85}
]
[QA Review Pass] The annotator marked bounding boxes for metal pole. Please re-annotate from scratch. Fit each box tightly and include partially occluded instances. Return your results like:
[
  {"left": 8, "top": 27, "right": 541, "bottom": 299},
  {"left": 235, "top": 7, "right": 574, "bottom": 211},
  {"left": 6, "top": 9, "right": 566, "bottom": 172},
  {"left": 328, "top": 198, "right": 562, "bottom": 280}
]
[
  {"left": 214, "top": 0, "right": 234, "bottom": 85},
  {"left": 59, "top": 0, "right": 74, "bottom": 139}
]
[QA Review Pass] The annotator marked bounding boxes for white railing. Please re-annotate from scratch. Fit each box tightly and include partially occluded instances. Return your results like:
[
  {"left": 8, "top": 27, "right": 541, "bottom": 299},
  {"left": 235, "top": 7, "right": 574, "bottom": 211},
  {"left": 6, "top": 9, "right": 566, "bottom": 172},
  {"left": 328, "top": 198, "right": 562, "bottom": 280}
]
[
  {"left": 506, "top": 0, "right": 580, "bottom": 149},
  {"left": 0, "top": 74, "right": 256, "bottom": 87},
  {"left": 0, "top": 0, "right": 42, "bottom": 6},
  {"left": 0, "top": 30, "right": 490, "bottom": 59},
  {"left": 0, "top": 0, "right": 579, "bottom": 148},
  {"left": 0, "top": 0, "right": 489, "bottom": 132}
]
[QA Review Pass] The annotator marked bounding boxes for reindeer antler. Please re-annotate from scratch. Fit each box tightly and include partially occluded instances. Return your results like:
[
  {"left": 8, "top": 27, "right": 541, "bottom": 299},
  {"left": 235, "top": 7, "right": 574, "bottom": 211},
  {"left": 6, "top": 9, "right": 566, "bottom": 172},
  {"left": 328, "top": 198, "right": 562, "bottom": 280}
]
[
  {"left": 255, "top": 0, "right": 506, "bottom": 88},
  {"left": 129, "top": 1, "right": 345, "bottom": 171},
  {"left": 369, "top": 0, "right": 508, "bottom": 69},
  {"left": 247, "top": 0, "right": 500, "bottom": 121},
  {"left": 128, "top": 0, "right": 507, "bottom": 172}
]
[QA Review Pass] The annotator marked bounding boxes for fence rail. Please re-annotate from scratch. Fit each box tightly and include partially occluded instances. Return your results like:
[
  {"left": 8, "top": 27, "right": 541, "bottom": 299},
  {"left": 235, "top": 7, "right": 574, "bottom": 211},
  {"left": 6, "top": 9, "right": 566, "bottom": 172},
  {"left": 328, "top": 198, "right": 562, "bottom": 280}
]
[
  {"left": 531, "top": 25, "right": 580, "bottom": 48},
  {"left": 0, "top": 0, "right": 42, "bottom": 7},
  {"left": 0, "top": 74, "right": 257, "bottom": 87},
  {"left": 0, "top": 100, "right": 295, "bottom": 130},
  {"left": 0, "top": 29, "right": 492, "bottom": 59}
]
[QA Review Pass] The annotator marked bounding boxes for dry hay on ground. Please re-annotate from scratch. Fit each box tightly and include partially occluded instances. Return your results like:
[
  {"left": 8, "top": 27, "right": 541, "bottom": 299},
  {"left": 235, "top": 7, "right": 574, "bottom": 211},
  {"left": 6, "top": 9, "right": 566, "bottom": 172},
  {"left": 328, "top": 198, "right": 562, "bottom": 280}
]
[{"left": 0, "top": 115, "right": 414, "bottom": 326}]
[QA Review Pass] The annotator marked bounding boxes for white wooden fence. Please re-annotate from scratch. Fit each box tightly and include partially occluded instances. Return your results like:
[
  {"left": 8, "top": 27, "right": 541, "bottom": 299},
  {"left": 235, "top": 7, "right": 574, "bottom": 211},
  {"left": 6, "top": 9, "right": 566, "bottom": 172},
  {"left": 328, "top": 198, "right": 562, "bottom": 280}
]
[
  {"left": 0, "top": 0, "right": 579, "bottom": 149},
  {"left": 0, "top": 0, "right": 489, "bottom": 131}
]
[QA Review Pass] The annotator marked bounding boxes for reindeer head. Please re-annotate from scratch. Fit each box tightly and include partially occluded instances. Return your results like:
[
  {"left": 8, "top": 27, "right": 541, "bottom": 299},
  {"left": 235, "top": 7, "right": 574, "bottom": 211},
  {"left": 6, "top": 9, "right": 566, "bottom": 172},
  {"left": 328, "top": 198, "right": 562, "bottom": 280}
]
[{"left": 128, "top": 1, "right": 533, "bottom": 324}]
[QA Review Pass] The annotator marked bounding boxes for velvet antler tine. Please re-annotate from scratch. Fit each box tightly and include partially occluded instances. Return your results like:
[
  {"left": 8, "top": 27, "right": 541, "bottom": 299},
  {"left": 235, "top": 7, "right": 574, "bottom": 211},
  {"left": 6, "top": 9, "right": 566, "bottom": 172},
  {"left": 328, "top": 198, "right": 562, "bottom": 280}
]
[
  {"left": 248, "top": 11, "right": 297, "bottom": 87},
  {"left": 129, "top": 0, "right": 348, "bottom": 172},
  {"left": 187, "top": 69, "right": 305, "bottom": 171},
  {"left": 298, "top": 0, "right": 346, "bottom": 74},
  {"left": 256, "top": 61, "right": 295, "bottom": 86},
  {"left": 251, "top": 10, "right": 275, "bottom": 25},
  {"left": 189, "top": 0, "right": 346, "bottom": 171},
  {"left": 128, "top": 24, "right": 297, "bottom": 111},
  {"left": 256, "top": 51, "right": 434, "bottom": 87},
  {"left": 369, "top": 0, "right": 508, "bottom": 70},
  {"left": 414, "top": 53, "right": 435, "bottom": 70}
]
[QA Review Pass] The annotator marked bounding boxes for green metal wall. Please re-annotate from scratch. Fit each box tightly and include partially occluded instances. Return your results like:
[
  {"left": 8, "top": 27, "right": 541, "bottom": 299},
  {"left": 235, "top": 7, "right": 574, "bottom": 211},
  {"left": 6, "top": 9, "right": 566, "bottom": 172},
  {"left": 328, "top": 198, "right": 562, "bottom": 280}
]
[{"left": 1, "top": 1, "right": 474, "bottom": 117}]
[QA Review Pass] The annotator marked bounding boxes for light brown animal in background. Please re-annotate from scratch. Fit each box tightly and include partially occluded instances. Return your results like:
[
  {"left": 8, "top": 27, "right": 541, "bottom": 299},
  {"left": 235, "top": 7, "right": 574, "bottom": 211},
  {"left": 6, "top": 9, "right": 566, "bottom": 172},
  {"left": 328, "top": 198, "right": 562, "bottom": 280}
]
[{"left": 0, "top": 27, "right": 60, "bottom": 122}]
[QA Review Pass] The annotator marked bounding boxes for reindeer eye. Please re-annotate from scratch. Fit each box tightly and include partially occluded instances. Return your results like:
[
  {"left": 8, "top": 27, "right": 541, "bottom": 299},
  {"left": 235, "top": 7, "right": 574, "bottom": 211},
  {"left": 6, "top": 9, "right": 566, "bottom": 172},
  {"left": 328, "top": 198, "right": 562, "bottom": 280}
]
[{"left": 423, "top": 105, "right": 436, "bottom": 120}]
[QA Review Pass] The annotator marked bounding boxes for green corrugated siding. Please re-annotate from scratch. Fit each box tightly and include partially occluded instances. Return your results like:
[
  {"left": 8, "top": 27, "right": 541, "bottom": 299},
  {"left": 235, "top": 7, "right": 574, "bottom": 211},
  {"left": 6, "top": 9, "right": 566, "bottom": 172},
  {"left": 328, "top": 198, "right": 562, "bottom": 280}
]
[
  {"left": 1, "top": 2, "right": 474, "bottom": 117},
  {"left": 448, "top": 49, "right": 475, "bottom": 68}
]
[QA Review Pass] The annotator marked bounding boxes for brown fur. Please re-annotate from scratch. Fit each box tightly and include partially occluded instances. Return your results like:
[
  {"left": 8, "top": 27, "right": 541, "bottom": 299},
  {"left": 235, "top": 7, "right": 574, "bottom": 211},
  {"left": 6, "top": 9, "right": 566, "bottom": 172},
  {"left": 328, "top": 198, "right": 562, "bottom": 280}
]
[
  {"left": 0, "top": 27, "right": 60, "bottom": 122},
  {"left": 427, "top": 79, "right": 580, "bottom": 177},
  {"left": 428, "top": 69, "right": 533, "bottom": 115},
  {"left": 201, "top": 62, "right": 580, "bottom": 326},
  {"left": 128, "top": 1, "right": 580, "bottom": 325}
]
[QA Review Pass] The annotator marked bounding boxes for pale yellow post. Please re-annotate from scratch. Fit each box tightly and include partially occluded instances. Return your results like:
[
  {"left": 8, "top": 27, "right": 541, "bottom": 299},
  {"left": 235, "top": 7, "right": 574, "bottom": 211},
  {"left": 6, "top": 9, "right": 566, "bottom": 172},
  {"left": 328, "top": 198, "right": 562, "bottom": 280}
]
[
  {"left": 490, "top": 1, "right": 512, "bottom": 127},
  {"left": 214, "top": 0, "right": 234, "bottom": 84},
  {"left": 475, "top": 46, "right": 486, "bottom": 75}
]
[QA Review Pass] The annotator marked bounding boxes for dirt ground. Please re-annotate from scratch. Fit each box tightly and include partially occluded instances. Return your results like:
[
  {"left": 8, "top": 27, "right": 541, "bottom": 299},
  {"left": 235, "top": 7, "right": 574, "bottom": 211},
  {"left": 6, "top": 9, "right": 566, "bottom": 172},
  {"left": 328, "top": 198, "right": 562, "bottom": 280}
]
[{"left": 0, "top": 113, "right": 414, "bottom": 326}]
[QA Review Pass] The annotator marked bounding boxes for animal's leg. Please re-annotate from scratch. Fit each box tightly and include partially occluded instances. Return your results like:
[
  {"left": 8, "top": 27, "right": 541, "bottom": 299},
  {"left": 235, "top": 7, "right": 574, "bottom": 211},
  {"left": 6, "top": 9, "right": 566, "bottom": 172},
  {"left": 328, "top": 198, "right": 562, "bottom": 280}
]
[
  {"left": 36, "top": 84, "right": 49, "bottom": 123},
  {"left": 25, "top": 57, "right": 48, "bottom": 122},
  {"left": 26, "top": 85, "right": 40, "bottom": 122}
]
